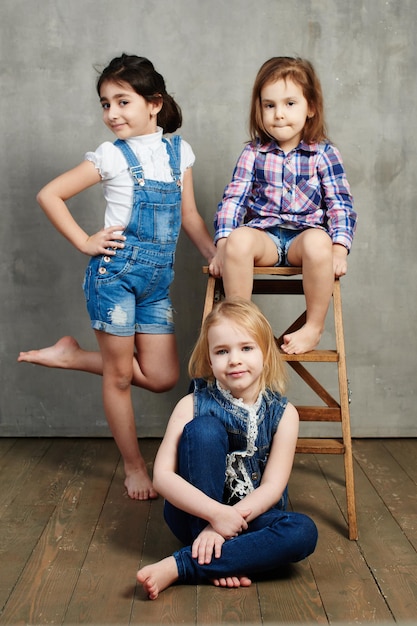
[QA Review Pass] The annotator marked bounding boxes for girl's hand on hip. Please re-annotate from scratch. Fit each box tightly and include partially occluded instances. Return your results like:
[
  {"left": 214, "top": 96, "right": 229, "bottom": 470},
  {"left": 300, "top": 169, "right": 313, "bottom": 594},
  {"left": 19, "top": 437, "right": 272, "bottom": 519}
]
[{"left": 81, "top": 226, "right": 126, "bottom": 256}]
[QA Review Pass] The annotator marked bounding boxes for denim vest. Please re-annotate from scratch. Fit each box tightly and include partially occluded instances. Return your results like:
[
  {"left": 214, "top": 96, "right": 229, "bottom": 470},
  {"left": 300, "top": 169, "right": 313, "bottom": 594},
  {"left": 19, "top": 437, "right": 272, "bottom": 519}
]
[{"left": 191, "top": 378, "right": 288, "bottom": 509}]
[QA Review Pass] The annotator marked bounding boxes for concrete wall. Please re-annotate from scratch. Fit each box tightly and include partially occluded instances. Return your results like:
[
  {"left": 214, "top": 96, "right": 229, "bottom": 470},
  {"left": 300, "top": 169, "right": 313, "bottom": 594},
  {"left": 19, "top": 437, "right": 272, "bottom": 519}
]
[{"left": 1, "top": 0, "right": 416, "bottom": 437}]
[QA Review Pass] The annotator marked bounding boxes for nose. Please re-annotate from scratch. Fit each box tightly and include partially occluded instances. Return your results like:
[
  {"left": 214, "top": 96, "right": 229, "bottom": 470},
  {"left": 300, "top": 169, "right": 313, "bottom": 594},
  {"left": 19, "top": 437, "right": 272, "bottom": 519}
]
[
  {"left": 106, "top": 104, "right": 118, "bottom": 120},
  {"left": 228, "top": 349, "right": 242, "bottom": 365}
]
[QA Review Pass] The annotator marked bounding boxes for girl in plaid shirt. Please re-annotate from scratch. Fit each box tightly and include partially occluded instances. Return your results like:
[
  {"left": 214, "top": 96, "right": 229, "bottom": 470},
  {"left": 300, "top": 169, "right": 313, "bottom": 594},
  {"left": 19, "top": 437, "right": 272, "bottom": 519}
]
[{"left": 209, "top": 57, "right": 357, "bottom": 354}]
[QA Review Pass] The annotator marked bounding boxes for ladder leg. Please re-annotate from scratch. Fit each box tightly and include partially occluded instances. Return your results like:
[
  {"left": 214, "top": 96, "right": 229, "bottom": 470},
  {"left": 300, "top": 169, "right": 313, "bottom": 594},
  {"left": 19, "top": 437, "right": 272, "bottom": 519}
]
[
  {"left": 333, "top": 279, "right": 358, "bottom": 540},
  {"left": 202, "top": 275, "right": 216, "bottom": 322}
]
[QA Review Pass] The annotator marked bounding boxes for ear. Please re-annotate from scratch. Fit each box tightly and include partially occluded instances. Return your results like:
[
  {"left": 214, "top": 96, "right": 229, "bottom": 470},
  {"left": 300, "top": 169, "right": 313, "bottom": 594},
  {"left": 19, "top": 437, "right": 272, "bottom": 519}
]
[
  {"left": 150, "top": 95, "right": 163, "bottom": 116},
  {"left": 307, "top": 105, "right": 315, "bottom": 119}
]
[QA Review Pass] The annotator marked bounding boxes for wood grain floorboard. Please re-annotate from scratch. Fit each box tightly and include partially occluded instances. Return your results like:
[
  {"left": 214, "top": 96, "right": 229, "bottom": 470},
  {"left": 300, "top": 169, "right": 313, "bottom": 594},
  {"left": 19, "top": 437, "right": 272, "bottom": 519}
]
[{"left": 0, "top": 437, "right": 416, "bottom": 624}]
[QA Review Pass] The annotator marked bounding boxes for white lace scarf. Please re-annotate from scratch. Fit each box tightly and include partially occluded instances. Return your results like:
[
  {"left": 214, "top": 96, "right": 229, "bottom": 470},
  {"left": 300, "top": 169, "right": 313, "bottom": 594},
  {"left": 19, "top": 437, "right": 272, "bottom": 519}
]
[{"left": 216, "top": 381, "right": 262, "bottom": 501}]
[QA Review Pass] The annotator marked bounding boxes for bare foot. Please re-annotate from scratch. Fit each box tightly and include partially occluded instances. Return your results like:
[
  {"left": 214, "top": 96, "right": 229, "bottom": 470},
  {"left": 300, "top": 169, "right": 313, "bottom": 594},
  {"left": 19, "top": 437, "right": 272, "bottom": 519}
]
[
  {"left": 212, "top": 576, "right": 252, "bottom": 588},
  {"left": 17, "top": 336, "right": 81, "bottom": 368},
  {"left": 137, "top": 557, "right": 179, "bottom": 600},
  {"left": 124, "top": 466, "right": 158, "bottom": 501},
  {"left": 281, "top": 324, "right": 322, "bottom": 355}
]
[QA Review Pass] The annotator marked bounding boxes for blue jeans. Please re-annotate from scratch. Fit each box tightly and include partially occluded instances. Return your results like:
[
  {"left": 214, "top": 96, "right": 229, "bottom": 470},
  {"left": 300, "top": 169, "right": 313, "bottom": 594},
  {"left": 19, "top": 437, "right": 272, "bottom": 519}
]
[{"left": 164, "top": 416, "right": 318, "bottom": 584}]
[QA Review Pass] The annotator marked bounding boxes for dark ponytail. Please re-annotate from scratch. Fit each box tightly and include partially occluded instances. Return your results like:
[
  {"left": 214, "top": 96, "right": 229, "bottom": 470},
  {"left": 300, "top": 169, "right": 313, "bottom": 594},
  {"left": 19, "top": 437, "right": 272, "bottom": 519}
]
[
  {"left": 158, "top": 93, "right": 182, "bottom": 133},
  {"left": 97, "top": 54, "right": 182, "bottom": 133}
]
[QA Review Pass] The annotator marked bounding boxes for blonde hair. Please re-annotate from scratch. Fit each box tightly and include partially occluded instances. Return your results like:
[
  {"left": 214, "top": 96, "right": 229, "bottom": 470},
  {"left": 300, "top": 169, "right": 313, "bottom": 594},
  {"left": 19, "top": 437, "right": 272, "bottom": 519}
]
[
  {"left": 188, "top": 298, "right": 288, "bottom": 395},
  {"left": 249, "top": 56, "right": 327, "bottom": 145}
]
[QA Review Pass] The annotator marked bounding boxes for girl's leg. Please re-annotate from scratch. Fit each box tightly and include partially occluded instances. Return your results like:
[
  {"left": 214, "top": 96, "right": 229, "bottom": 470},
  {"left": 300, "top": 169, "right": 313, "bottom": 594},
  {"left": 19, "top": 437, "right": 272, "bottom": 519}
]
[
  {"left": 221, "top": 227, "right": 278, "bottom": 299},
  {"left": 19, "top": 331, "right": 179, "bottom": 499},
  {"left": 283, "top": 229, "right": 334, "bottom": 354},
  {"left": 175, "top": 509, "right": 317, "bottom": 583},
  {"left": 137, "top": 557, "right": 252, "bottom": 600},
  {"left": 164, "top": 415, "right": 228, "bottom": 544},
  {"left": 18, "top": 336, "right": 104, "bottom": 375},
  {"left": 17, "top": 332, "right": 179, "bottom": 390},
  {"left": 95, "top": 331, "right": 179, "bottom": 500},
  {"left": 94, "top": 331, "right": 154, "bottom": 500},
  {"left": 138, "top": 416, "right": 229, "bottom": 599},
  {"left": 137, "top": 509, "right": 318, "bottom": 598}
]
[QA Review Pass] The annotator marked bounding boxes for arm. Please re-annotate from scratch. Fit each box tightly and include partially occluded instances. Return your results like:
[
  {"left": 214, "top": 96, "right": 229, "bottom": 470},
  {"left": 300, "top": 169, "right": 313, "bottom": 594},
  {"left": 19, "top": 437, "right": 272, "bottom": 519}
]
[
  {"left": 180, "top": 168, "right": 216, "bottom": 264},
  {"left": 233, "top": 401, "right": 299, "bottom": 522},
  {"left": 36, "top": 160, "right": 126, "bottom": 256},
  {"left": 319, "top": 145, "right": 357, "bottom": 266},
  {"left": 213, "top": 145, "right": 255, "bottom": 243},
  {"left": 209, "top": 145, "right": 257, "bottom": 276},
  {"left": 153, "top": 394, "right": 249, "bottom": 538}
]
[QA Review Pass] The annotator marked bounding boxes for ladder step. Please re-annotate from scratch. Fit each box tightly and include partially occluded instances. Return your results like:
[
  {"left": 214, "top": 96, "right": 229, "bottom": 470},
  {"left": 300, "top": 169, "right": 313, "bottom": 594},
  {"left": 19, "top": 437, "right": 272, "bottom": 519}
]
[
  {"left": 297, "top": 407, "right": 341, "bottom": 421},
  {"left": 296, "top": 438, "right": 345, "bottom": 454},
  {"left": 281, "top": 350, "right": 339, "bottom": 362}
]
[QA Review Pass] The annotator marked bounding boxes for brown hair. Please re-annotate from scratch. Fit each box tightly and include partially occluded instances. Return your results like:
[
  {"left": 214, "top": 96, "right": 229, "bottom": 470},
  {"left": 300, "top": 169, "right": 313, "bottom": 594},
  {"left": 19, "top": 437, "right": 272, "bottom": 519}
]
[
  {"left": 249, "top": 56, "right": 327, "bottom": 145},
  {"left": 97, "top": 54, "right": 182, "bottom": 134},
  {"left": 188, "top": 297, "right": 288, "bottom": 395}
]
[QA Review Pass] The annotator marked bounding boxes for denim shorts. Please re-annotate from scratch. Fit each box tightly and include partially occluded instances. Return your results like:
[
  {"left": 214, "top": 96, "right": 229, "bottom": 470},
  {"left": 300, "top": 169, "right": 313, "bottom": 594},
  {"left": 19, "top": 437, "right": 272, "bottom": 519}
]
[
  {"left": 264, "top": 226, "right": 302, "bottom": 266},
  {"left": 83, "top": 246, "right": 175, "bottom": 337}
]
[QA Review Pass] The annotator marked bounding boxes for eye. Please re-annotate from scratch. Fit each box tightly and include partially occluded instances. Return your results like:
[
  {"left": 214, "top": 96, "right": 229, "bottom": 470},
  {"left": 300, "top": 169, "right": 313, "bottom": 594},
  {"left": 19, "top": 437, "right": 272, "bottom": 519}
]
[
  {"left": 215, "top": 348, "right": 228, "bottom": 355},
  {"left": 287, "top": 100, "right": 296, "bottom": 107},
  {"left": 242, "top": 345, "right": 254, "bottom": 352},
  {"left": 119, "top": 100, "right": 129, "bottom": 107},
  {"left": 101, "top": 102, "right": 110, "bottom": 110}
]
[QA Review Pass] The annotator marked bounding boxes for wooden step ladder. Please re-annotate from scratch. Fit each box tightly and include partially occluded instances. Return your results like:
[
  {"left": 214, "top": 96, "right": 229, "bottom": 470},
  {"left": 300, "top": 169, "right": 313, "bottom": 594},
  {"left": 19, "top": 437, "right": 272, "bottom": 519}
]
[{"left": 202, "top": 266, "right": 358, "bottom": 540}]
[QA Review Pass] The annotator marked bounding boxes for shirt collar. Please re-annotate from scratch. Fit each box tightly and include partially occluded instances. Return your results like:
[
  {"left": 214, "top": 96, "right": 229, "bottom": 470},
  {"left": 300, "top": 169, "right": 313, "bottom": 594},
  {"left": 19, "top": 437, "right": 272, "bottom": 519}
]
[
  {"left": 257, "top": 138, "right": 319, "bottom": 155},
  {"left": 216, "top": 380, "right": 263, "bottom": 411},
  {"left": 126, "top": 126, "right": 163, "bottom": 149}
]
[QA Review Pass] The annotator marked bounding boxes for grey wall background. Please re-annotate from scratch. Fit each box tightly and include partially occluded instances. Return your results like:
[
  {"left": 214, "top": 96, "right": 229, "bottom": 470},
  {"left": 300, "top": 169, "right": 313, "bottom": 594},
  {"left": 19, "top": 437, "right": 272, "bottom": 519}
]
[{"left": 1, "top": 0, "right": 416, "bottom": 438}]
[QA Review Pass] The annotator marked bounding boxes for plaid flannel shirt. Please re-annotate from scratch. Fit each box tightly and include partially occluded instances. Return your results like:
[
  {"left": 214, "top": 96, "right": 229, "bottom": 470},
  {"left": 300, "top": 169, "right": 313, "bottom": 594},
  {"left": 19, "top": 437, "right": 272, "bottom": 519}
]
[{"left": 214, "top": 139, "right": 356, "bottom": 250}]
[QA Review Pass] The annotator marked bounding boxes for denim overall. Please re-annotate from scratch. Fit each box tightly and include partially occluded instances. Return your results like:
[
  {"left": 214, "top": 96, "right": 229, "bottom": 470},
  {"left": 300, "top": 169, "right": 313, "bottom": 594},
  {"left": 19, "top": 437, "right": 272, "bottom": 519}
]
[
  {"left": 164, "top": 378, "right": 318, "bottom": 584},
  {"left": 83, "top": 136, "right": 182, "bottom": 336}
]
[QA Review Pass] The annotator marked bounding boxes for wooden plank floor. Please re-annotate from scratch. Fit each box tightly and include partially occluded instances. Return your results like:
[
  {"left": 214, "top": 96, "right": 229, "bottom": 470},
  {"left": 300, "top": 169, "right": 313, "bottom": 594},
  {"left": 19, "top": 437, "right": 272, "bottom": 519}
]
[{"left": 0, "top": 437, "right": 416, "bottom": 624}]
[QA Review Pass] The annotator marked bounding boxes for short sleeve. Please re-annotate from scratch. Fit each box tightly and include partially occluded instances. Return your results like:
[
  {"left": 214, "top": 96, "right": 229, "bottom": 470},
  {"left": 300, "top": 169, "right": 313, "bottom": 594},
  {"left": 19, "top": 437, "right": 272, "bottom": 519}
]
[
  {"left": 84, "top": 142, "right": 127, "bottom": 180},
  {"left": 179, "top": 138, "right": 195, "bottom": 172}
]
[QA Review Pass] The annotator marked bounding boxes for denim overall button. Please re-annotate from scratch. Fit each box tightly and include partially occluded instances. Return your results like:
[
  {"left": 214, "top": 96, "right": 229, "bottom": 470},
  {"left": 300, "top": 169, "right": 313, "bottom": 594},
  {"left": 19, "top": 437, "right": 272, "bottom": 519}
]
[
  {"left": 99, "top": 267, "right": 107, "bottom": 275},
  {"left": 251, "top": 472, "right": 259, "bottom": 481},
  {"left": 104, "top": 256, "right": 111, "bottom": 263}
]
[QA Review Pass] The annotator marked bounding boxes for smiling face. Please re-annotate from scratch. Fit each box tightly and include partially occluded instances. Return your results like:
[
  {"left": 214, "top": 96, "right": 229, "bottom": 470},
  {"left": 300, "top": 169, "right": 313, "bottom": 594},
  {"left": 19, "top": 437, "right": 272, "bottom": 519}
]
[
  {"left": 208, "top": 320, "right": 264, "bottom": 405},
  {"left": 260, "top": 78, "right": 313, "bottom": 152},
  {"left": 99, "top": 80, "right": 162, "bottom": 139}
]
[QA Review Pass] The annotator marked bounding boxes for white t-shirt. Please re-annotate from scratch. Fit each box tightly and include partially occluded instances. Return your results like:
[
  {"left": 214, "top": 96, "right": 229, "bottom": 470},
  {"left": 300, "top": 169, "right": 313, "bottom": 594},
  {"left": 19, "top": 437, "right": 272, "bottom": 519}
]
[{"left": 85, "top": 127, "right": 195, "bottom": 228}]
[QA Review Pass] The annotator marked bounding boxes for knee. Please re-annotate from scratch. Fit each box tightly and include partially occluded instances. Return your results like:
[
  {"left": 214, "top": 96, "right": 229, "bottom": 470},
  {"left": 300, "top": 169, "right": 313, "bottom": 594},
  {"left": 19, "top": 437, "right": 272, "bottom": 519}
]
[
  {"left": 146, "top": 368, "right": 179, "bottom": 393},
  {"left": 225, "top": 227, "right": 256, "bottom": 261},
  {"left": 302, "top": 230, "right": 333, "bottom": 264},
  {"left": 104, "top": 368, "right": 133, "bottom": 392},
  {"left": 293, "top": 514, "right": 318, "bottom": 559},
  {"left": 183, "top": 415, "right": 228, "bottom": 450}
]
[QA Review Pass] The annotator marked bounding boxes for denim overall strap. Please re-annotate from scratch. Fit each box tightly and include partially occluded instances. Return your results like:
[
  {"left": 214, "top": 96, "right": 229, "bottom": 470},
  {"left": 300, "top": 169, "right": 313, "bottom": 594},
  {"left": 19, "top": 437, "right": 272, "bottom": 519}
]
[
  {"left": 162, "top": 135, "right": 182, "bottom": 187},
  {"left": 113, "top": 139, "right": 145, "bottom": 186},
  {"left": 114, "top": 136, "right": 182, "bottom": 187}
]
